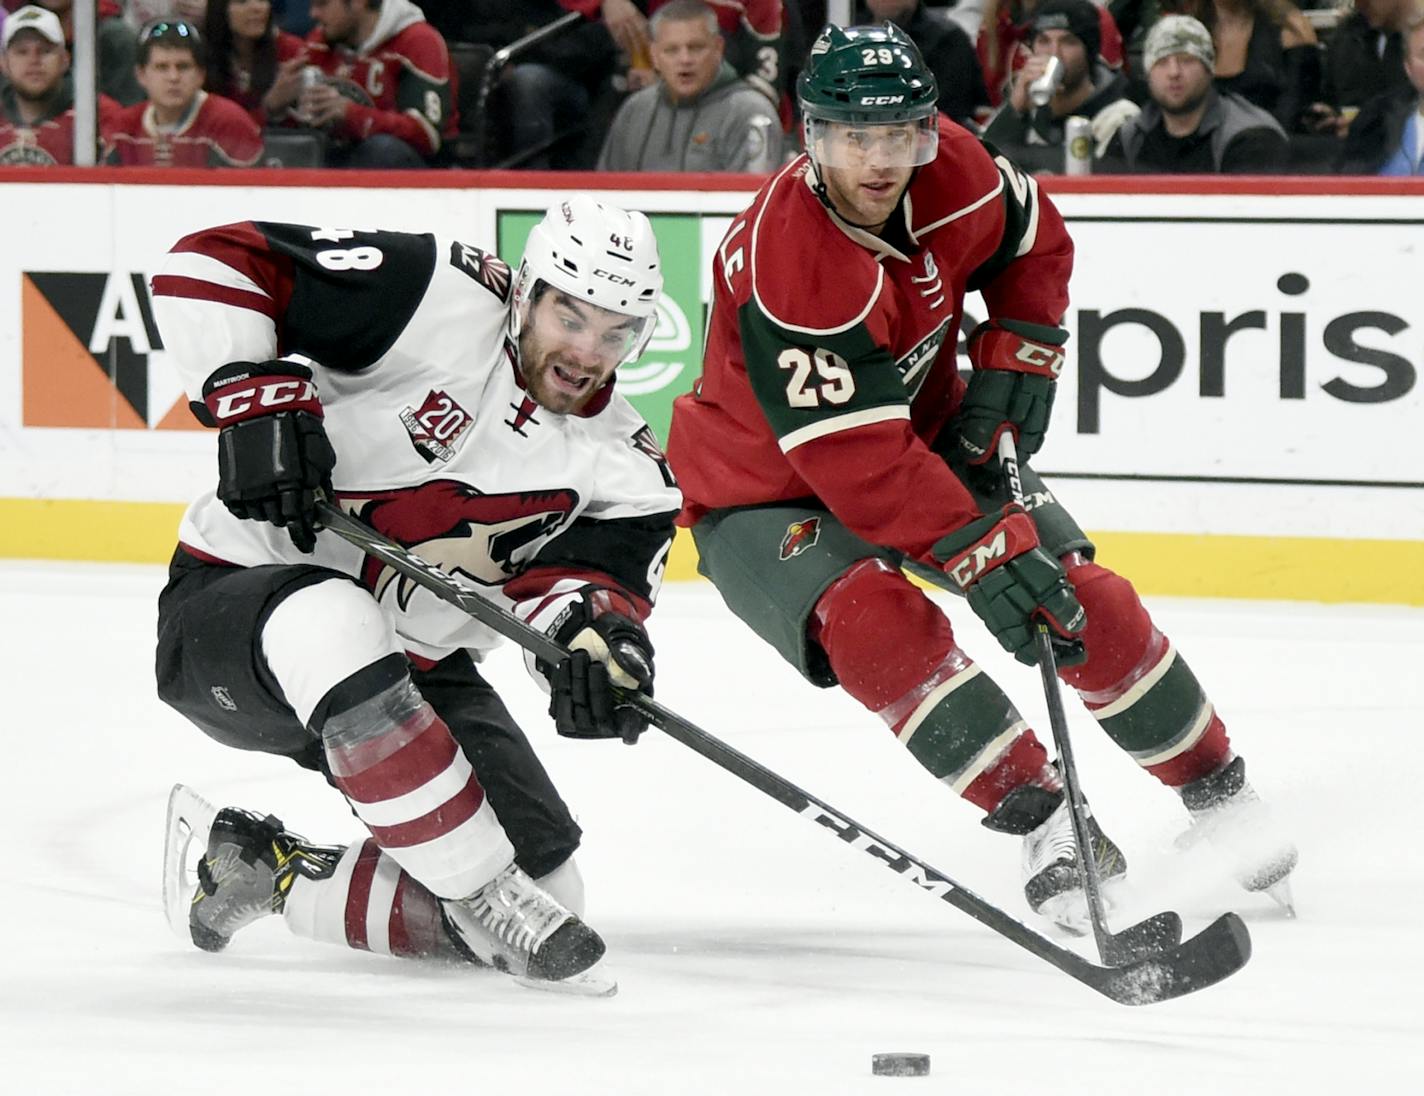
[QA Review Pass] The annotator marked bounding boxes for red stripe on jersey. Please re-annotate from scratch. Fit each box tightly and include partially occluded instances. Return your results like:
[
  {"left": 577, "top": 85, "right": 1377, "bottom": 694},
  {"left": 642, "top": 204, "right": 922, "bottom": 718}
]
[
  {"left": 169, "top": 221, "right": 295, "bottom": 316},
  {"left": 504, "top": 566, "right": 651, "bottom": 620},
  {"left": 363, "top": 771, "right": 486, "bottom": 849},
  {"left": 962, "top": 736, "right": 1059, "bottom": 813},
  {"left": 344, "top": 840, "right": 382, "bottom": 951},
  {"left": 388, "top": 872, "right": 414, "bottom": 957},
  {"left": 151, "top": 275, "right": 277, "bottom": 319}
]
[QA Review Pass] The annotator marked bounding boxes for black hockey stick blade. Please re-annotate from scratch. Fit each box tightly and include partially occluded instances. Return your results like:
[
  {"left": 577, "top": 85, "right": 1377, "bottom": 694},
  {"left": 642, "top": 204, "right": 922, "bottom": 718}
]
[
  {"left": 314, "top": 501, "right": 1251, "bottom": 1005},
  {"left": 1089, "top": 912, "right": 1251, "bottom": 1005},
  {"left": 1099, "top": 912, "right": 1184, "bottom": 966}
]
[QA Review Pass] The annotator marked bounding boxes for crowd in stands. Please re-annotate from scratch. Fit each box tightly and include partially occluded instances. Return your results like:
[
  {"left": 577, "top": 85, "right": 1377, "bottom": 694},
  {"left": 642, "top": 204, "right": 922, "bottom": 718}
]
[{"left": 1, "top": 0, "right": 1422, "bottom": 174}]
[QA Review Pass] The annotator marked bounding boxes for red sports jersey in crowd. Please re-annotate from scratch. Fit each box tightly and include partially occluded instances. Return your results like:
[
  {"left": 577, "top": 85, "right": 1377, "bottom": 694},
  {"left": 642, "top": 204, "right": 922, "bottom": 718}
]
[
  {"left": 104, "top": 90, "right": 263, "bottom": 166},
  {"left": 0, "top": 84, "right": 120, "bottom": 164},
  {"left": 301, "top": 6, "right": 455, "bottom": 158},
  {"left": 666, "top": 116, "right": 1074, "bottom": 561}
]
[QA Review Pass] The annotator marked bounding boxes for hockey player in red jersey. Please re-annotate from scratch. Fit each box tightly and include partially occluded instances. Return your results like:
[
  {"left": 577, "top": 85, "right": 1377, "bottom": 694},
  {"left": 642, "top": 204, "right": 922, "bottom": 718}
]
[
  {"left": 665, "top": 22, "right": 1296, "bottom": 929},
  {"left": 152, "top": 196, "right": 678, "bottom": 995}
]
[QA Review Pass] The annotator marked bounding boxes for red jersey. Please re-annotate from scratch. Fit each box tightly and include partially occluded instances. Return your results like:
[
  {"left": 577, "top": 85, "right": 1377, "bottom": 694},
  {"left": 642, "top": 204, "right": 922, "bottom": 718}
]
[
  {"left": 0, "top": 86, "right": 120, "bottom": 165},
  {"left": 303, "top": 16, "right": 455, "bottom": 158},
  {"left": 664, "top": 118, "right": 1074, "bottom": 564},
  {"left": 104, "top": 91, "right": 263, "bottom": 167}
]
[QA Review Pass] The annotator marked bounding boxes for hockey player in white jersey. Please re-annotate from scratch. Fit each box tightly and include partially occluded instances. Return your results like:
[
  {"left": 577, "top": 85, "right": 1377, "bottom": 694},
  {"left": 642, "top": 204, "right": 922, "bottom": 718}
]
[{"left": 152, "top": 196, "right": 680, "bottom": 995}]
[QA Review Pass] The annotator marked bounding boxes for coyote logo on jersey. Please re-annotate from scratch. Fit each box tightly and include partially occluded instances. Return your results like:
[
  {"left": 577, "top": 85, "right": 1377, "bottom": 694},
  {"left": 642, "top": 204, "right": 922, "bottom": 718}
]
[
  {"left": 348, "top": 481, "right": 579, "bottom": 607},
  {"left": 779, "top": 517, "right": 822, "bottom": 561}
]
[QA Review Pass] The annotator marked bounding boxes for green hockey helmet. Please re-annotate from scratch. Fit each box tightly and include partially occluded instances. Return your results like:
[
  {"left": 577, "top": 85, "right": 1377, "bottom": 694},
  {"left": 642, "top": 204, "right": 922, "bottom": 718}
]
[{"left": 798, "top": 23, "right": 940, "bottom": 169}]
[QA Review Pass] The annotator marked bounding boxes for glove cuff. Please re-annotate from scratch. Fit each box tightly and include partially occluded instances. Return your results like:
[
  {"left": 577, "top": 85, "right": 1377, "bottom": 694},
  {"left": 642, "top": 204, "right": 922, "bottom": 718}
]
[
  {"left": 196, "top": 360, "right": 323, "bottom": 428},
  {"left": 933, "top": 506, "right": 1041, "bottom": 591},
  {"left": 966, "top": 321, "right": 1068, "bottom": 379}
]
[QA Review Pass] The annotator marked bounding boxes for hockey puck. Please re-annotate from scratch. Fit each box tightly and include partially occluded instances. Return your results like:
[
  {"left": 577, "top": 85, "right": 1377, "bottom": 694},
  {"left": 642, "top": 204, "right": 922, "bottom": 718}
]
[{"left": 871, "top": 1053, "right": 930, "bottom": 1077}]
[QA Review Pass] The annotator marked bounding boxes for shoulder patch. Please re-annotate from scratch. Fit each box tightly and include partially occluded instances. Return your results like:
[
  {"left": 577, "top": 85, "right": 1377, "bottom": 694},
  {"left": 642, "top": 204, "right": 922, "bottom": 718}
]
[{"left": 449, "top": 241, "right": 512, "bottom": 301}]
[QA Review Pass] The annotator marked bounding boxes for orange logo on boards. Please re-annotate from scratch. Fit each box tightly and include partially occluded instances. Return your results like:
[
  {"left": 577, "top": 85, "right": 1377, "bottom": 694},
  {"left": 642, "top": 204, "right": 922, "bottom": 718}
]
[{"left": 20, "top": 271, "right": 204, "bottom": 431}]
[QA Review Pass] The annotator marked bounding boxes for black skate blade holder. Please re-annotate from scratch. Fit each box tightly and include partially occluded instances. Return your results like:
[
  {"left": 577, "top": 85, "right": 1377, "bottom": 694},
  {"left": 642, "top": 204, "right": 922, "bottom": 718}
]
[{"left": 998, "top": 434, "right": 1184, "bottom": 965}]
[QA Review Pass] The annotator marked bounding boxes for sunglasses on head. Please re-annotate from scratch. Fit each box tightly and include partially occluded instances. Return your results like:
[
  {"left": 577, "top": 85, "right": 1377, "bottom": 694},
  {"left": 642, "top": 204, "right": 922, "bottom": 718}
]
[{"left": 140, "top": 20, "right": 202, "bottom": 45}]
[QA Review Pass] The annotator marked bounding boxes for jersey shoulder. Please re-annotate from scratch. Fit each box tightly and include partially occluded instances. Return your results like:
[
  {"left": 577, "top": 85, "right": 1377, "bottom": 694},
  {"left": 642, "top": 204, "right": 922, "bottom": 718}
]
[
  {"left": 907, "top": 120, "right": 1008, "bottom": 236},
  {"left": 743, "top": 160, "right": 887, "bottom": 335}
]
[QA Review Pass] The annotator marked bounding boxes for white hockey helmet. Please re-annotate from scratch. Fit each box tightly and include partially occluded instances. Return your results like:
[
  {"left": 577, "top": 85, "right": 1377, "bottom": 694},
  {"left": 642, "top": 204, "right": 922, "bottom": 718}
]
[{"left": 510, "top": 196, "right": 663, "bottom": 365}]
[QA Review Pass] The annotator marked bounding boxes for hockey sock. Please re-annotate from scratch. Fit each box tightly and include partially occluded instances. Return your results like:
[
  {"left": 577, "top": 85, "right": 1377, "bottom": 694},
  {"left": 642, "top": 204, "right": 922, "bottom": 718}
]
[
  {"left": 811, "top": 559, "right": 1057, "bottom": 812},
  {"left": 314, "top": 654, "right": 515, "bottom": 898},
  {"left": 283, "top": 838, "right": 459, "bottom": 960},
  {"left": 1058, "top": 558, "right": 1232, "bottom": 787}
]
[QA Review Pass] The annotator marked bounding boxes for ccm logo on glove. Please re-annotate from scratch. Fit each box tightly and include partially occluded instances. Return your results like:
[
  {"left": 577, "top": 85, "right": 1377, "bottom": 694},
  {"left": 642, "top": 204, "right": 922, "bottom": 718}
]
[
  {"left": 202, "top": 368, "right": 323, "bottom": 426},
  {"left": 942, "top": 508, "right": 1040, "bottom": 589}
]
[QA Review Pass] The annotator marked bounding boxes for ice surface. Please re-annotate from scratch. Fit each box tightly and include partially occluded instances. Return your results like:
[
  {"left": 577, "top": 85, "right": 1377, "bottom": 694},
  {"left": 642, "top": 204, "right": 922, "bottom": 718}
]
[{"left": 2, "top": 562, "right": 1421, "bottom": 1094}]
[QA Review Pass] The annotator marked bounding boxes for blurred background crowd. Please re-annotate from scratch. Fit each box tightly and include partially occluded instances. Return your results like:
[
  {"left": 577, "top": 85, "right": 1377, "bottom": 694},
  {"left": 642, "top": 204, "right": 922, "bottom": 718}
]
[{"left": 1, "top": 0, "right": 1420, "bottom": 174}]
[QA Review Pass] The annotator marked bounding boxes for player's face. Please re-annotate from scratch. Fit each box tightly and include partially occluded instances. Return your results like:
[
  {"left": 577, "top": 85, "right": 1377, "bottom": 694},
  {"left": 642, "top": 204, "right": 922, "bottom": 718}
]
[
  {"left": 137, "top": 45, "right": 205, "bottom": 113},
  {"left": 1148, "top": 53, "right": 1212, "bottom": 115},
  {"left": 309, "top": 0, "right": 360, "bottom": 46},
  {"left": 1, "top": 33, "right": 68, "bottom": 100},
  {"left": 650, "top": 16, "right": 724, "bottom": 102},
  {"left": 817, "top": 124, "right": 916, "bottom": 230},
  {"left": 518, "top": 289, "right": 642, "bottom": 415},
  {"left": 227, "top": 0, "right": 273, "bottom": 42}
]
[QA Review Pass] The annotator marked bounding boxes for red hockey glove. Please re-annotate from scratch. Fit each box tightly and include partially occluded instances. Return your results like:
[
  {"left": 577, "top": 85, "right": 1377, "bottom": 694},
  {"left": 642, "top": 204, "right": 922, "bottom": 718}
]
[
  {"left": 537, "top": 587, "right": 654, "bottom": 744},
  {"left": 953, "top": 319, "right": 1067, "bottom": 467},
  {"left": 932, "top": 504, "right": 1086, "bottom": 666},
  {"left": 195, "top": 360, "right": 336, "bottom": 554}
]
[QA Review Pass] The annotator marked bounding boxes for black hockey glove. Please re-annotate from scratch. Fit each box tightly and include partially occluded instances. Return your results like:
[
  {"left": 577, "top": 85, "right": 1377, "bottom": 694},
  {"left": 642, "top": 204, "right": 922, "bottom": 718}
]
[
  {"left": 196, "top": 360, "right": 336, "bottom": 554},
  {"left": 953, "top": 320, "right": 1067, "bottom": 467},
  {"left": 539, "top": 587, "right": 654, "bottom": 744},
  {"left": 933, "top": 504, "right": 1087, "bottom": 667}
]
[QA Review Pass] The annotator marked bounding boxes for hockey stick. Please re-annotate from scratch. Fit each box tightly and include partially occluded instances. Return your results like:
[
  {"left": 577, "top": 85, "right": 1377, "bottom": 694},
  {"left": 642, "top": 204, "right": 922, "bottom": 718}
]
[
  {"left": 997, "top": 434, "right": 1184, "bottom": 965},
  {"left": 314, "top": 500, "right": 1249, "bottom": 1006}
]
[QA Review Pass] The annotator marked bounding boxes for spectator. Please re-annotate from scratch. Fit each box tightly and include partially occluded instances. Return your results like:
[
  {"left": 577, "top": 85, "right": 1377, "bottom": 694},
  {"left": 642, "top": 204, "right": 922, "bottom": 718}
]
[
  {"left": 1, "top": 4, "right": 120, "bottom": 162},
  {"left": 203, "top": 0, "right": 305, "bottom": 125},
  {"left": 1310, "top": 0, "right": 1416, "bottom": 135},
  {"left": 125, "top": 1, "right": 209, "bottom": 33},
  {"left": 1336, "top": 4, "right": 1424, "bottom": 172},
  {"left": 104, "top": 18, "right": 262, "bottom": 164},
  {"left": 284, "top": 0, "right": 454, "bottom": 168},
  {"left": 478, "top": 0, "right": 620, "bottom": 170},
  {"left": 1100, "top": 14, "right": 1287, "bottom": 170},
  {"left": 598, "top": 0, "right": 782, "bottom": 171},
  {"left": 978, "top": 0, "right": 1124, "bottom": 106},
  {"left": 4, "top": 0, "right": 145, "bottom": 103},
  {"left": 858, "top": 0, "right": 990, "bottom": 127},
  {"left": 560, "top": 1, "right": 787, "bottom": 105},
  {"left": 1159, "top": 0, "right": 1320, "bottom": 132},
  {"left": 982, "top": 0, "right": 1137, "bottom": 169}
]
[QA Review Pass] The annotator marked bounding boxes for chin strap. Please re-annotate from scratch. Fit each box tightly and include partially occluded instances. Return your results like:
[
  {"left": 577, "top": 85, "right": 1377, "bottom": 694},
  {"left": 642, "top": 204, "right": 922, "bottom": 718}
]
[{"left": 807, "top": 157, "right": 918, "bottom": 234}]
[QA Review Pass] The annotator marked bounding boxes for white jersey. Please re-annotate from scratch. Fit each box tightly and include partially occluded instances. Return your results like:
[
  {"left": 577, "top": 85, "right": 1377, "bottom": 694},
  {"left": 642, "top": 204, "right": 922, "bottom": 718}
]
[{"left": 152, "top": 221, "right": 680, "bottom": 662}]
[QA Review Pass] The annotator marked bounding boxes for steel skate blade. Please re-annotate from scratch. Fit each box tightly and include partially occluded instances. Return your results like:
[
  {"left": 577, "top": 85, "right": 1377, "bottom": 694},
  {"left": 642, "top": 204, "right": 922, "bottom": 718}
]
[
  {"left": 1262, "top": 877, "right": 1296, "bottom": 918},
  {"left": 162, "top": 784, "right": 218, "bottom": 941}
]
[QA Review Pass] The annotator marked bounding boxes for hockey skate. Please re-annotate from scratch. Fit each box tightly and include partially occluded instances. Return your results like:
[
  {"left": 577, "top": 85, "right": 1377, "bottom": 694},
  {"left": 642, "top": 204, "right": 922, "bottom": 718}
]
[
  {"left": 1178, "top": 757, "right": 1298, "bottom": 915},
  {"left": 442, "top": 862, "right": 616, "bottom": 997},
  {"left": 162, "top": 784, "right": 341, "bottom": 951},
  {"left": 983, "top": 784, "right": 1127, "bottom": 933}
]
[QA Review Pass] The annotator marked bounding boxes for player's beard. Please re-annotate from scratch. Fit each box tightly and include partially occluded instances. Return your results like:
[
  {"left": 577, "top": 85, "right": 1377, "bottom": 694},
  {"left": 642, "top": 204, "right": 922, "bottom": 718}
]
[{"left": 516, "top": 327, "right": 606, "bottom": 416}]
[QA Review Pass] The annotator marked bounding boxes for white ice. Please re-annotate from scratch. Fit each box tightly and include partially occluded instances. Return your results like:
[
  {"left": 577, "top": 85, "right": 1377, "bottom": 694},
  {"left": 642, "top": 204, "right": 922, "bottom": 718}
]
[{"left": 2, "top": 562, "right": 1420, "bottom": 1095}]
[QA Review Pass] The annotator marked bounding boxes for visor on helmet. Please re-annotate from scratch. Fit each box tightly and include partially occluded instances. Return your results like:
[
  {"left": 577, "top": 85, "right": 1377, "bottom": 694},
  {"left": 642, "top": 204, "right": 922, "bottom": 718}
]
[
  {"left": 517, "top": 271, "right": 659, "bottom": 368},
  {"left": 804, "top": 114, "right": 939, "bottom": 169}
]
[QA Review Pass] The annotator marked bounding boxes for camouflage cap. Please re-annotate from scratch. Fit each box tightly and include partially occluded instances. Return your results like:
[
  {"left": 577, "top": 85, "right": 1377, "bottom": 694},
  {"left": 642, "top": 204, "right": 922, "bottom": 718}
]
[{"left": 1143, "top": 15, "right": 1216, "bottom": 72}]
